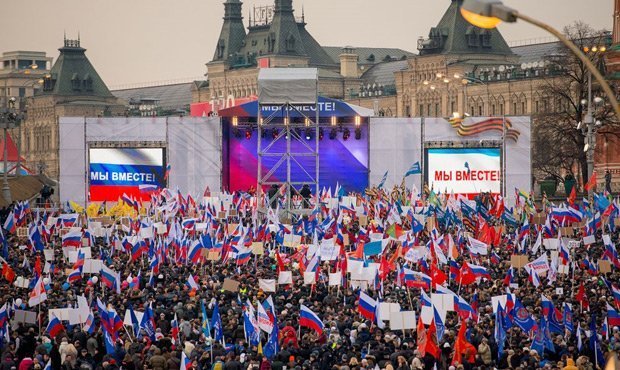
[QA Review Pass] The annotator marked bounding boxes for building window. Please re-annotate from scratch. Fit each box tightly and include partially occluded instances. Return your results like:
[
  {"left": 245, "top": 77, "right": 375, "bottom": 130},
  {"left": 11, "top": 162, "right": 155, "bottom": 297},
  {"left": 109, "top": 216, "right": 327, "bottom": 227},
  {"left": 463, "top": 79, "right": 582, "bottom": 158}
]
[
  {"left": 470, "top": 106, "right": 475, "bottom": 115},
  {"left": 478, "top": 105, "right": 483, "bottom": 116},
  {"left": 435, "top": 103, "right": 440, "bottom": 117},
  {"left": 492, "top": 104, "right": 496, "bottom": 116},
  {"left": 535, "top": 101, "right": 539, "bottom": 113},
  {"left": 419, "top": 104, "right": 424, "bottom": 116},
  {"left": 450, "top": 101, "right": 456, "bottom": 115},
  {"left": 522, "top": 102, "right": 526, "bottom": 114},
  {"left": 18, "top": 88, "right": 25, "bottom": 97},
  {"left": 427, "top": 104, "right": 432, "bottom": 117},
  {"left": 513, "top": 102, "right": 517, "bottom": 115},
  {"left": 71, "top": 73, "right": 81, "bottom": 91}
]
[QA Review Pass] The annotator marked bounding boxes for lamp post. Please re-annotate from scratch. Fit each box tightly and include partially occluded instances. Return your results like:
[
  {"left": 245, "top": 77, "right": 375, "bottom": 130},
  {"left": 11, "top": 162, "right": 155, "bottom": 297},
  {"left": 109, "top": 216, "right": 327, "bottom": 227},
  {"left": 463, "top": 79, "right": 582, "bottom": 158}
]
[
  {"left": 460, "top": 0, "right": 620, "bottom": 121},
  {"left": 0, "top": 98, "right": 22, "bottom": 203}
]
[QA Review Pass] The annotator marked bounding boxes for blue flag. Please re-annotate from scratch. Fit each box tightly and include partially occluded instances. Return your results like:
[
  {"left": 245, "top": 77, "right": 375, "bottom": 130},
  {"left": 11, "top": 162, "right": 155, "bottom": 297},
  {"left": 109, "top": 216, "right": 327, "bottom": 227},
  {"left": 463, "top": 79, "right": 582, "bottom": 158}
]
[
  {"left": 589, "top": 313, "right": 605, "bottom": 366},
  {"left": 405, "top": 162, "right": 421, "bottom": 177},
  {"left": 211, "top": 301, "right": 223, "bottom": 343},
  {"left": 495, "top": 304, "right": 507, "bottom": 360},
  {"left": 433, "top": 305, "right": 445, "bottom": 342},
  {"left": 563, "top": 303, "right": 574, "bottom": 335},
  {"left": 140, "top": 303, "right": 156, "bottom": 341},
  {"left": 263, "top": 314, "right": 279, "bottom": 359},
  {"left": 102, "top": 325, "right": 116, "bottom": 356},
  {"left": 511, "top": 298, "right": 537, "bottom": 334}
]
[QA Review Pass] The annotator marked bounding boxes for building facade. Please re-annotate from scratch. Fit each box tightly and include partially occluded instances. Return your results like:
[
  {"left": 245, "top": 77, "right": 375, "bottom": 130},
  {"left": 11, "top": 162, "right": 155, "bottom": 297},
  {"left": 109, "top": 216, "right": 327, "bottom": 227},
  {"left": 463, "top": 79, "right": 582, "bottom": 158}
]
[
  {"left": 18, "top": 38, "right": 125, "bottom": 180},
  {"left": 192, "top": 0, "right": 413, "bottom": 114},
  {"left": 0, "top": 51, "right": 53, "bottom": 110}
]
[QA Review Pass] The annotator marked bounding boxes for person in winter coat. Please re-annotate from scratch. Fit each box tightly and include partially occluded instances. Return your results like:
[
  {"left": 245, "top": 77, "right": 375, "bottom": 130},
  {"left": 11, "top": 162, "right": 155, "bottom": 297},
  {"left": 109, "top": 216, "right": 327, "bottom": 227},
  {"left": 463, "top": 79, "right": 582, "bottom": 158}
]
[
  {"left": 477, "top": 338, "right": 492, "bottom": 366},
  {"left": 149, "top": 347, "right": 168, "bottom": 370}
]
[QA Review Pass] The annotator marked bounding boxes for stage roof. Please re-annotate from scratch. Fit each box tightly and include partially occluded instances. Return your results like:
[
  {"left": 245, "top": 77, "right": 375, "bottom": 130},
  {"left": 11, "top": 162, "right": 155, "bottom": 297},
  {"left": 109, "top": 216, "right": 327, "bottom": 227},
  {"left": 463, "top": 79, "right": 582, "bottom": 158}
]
[{"left": 218, "top": 96, "right": 374, "bottom": 118}]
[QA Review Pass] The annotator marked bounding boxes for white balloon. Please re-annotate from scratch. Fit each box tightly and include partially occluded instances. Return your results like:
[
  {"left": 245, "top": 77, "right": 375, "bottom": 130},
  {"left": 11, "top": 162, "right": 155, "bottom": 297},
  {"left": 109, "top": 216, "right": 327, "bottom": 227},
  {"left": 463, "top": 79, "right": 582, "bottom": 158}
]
[
  {"left": 43, "top": 278, "right": 50, "bottom": 285},
  {"left": 126, "top": 276, "right": 132, "bottom": 283},
  {"left": 91, "top": 276, "right": 98, "bottom": 284},
  {"left": 15, "top": 298, "right": 22, "bottom": 306}
]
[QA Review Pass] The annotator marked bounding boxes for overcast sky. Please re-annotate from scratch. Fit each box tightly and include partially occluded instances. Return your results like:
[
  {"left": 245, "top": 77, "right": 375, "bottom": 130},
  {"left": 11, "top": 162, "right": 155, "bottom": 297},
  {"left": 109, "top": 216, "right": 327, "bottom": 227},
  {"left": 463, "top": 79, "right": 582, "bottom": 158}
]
[{"left": 3, "top": 0, "right": 612, "bottom": 87}]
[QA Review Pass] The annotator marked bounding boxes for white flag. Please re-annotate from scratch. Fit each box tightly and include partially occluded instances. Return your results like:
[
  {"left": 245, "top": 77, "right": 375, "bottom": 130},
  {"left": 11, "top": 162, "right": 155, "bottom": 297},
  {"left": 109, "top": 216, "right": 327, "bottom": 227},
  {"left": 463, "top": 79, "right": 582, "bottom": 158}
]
[{"left": 467, "top": 236, "right": 488, "bottom": 255}]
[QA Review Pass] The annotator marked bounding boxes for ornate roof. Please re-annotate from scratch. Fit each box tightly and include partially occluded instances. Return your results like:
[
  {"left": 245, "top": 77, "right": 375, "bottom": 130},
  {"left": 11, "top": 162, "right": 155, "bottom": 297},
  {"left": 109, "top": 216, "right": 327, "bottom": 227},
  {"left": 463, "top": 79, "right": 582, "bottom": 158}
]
[
  {"left": 39, "top": 38, "right": 113, "bottom": 98},
  {"left": 417, "top": 0, "right": 514, "bottom": 57}
]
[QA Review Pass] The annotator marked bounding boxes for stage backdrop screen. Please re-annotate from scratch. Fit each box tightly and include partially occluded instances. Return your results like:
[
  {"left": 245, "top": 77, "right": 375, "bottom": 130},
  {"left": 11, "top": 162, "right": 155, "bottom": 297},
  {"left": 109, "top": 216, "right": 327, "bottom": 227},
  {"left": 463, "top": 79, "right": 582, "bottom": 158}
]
[
  {"left": 225, "top": 126, "right": 369, "bottom": 193},
  {"left": 426, "top": 148, "right": 501, "bottom": 196},
  {"left": 89, "top": 148, "right": 165, "bottom": 201}
]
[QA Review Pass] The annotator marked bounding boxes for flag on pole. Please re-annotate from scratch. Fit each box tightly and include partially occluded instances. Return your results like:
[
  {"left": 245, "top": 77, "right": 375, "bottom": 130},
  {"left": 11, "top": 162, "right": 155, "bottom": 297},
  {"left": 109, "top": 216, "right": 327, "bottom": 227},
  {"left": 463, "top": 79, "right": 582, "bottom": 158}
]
[
  {"left": 405, "top": 162, "right": 421, "bottom": 177},
  {"left": 299, "top": 304, "right": 325, "bottom": 335},
  {"left": 378, "top": 171, "right": 388, "bottom": 189}
]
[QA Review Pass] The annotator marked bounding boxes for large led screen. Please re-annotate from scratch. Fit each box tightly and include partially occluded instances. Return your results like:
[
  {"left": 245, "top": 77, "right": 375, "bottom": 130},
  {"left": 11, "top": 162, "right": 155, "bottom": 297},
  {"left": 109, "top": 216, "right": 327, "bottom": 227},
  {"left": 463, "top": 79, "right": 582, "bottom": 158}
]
[
  {"left": 89, "top": 148, "right": 165, "bottom": 201},
  {"left": 224, "top": 126, "right": 369, "bottom": 193},
  {"left": 426, "top": 148, "right": 501, "bottom": 196}
]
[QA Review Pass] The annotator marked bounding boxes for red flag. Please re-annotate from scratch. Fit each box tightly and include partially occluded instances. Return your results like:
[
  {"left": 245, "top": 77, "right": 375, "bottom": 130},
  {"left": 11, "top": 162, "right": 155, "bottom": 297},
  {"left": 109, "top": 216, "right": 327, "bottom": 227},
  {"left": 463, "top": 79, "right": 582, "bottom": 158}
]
[
  {"left": 275, "top": 251, "right": 286, "bottom": 273},
  {"left": 425, "top": 320, "right": 441, "bottom": 359},
  {"left": 1, "top": 262, "right": 15, "bottom": 283},
  {"left": 416, "top": 316, "right": 428, "bottom": 357},
  {"left": 576, "top": 282, "right": 590, "bottom": 310},
  {"left": 34, "top": 256, "right": 42, "bottom": 276},
  {"left": 584, "top": 171, "right": 597, "bottom": 191},
  {"left": 457, "top": 261, "right": 477, "bottom": 285},
  {"left": 430, "top": 263, "right": 447, "bottom": 287},
  {"left": 452, "top": 322, "right": 477, "bottom": 366},
  {"left": 378, "top": 254, "right": 392, "bottom": 281},
  {"left": 567, "top": 186, "right": 577, "bottom": 206}
]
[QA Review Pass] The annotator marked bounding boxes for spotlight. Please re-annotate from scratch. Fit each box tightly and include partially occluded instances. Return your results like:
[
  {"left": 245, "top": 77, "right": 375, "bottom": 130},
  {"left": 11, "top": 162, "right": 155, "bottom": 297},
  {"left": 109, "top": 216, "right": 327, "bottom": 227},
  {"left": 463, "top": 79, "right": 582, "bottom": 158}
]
[
  {"left": 343, "top": 128, "right": 350, "bottom": 141},
  {"left": 329, "top": 128, "right": 338, "bottom": 140},
  {"left": 319, "top": 128, "right": 324, "bottom": 141},
  {"left": 272, "top": 128, "right": 279, "bottom": 139},
  {"left": 245, "top": 128, "right": 252, "bottom": 140},
  {"left": 305, "top": 128, "right": 312, "bottom": 141},
  {"left": 355, "top": 127, "right": 361, "bottom": 140}
]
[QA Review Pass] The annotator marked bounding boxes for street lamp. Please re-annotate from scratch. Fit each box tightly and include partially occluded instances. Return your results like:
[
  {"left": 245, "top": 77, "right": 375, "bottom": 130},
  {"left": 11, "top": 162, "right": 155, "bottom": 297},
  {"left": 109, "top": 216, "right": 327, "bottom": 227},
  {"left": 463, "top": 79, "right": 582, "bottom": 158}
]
[
  {"left": 460, "top": 0, "right": 620, "bottom": 121},
  {"left": 0, "top": 98, "right": 23, "bottom": 203}
]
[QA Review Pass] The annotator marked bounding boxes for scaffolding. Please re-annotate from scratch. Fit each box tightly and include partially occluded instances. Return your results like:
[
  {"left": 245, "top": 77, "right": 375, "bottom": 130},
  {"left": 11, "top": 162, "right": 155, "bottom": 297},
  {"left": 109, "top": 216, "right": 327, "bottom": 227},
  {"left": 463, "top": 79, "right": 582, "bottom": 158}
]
[{"left": 256, "top": 68, "right": 319, "bottom": 218}]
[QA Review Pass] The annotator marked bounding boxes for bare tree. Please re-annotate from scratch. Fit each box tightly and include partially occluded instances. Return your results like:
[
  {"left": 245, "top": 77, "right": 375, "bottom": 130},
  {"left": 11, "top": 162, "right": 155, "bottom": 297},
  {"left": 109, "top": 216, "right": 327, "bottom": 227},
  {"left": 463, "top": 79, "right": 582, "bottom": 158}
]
[{"left": 532, "top": 21, "right": 614, "bottom": 190}]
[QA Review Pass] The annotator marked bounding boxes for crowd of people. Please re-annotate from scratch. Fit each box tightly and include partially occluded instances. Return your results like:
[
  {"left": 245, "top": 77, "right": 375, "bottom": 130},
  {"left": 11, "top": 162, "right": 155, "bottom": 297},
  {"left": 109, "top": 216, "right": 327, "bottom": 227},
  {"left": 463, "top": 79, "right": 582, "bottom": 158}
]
[{"left": 0, "top": 184, "right": 618, "bottom": 370}]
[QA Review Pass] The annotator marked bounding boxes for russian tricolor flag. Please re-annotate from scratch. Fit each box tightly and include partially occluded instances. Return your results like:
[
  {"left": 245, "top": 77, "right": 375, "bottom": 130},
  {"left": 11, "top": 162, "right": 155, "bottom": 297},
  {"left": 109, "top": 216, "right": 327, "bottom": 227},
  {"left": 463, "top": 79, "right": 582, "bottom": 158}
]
[
  {"left": 188, "top": 240, "right": 203, "bottom": 264},
  {"left": 608, "top": 303, "right": 620, "bottom": 327},
  {"left": 358, "top": 291, "right": 377, "bottom": 321},
  {"left": 299, "top": 304, "right": 325, "bottom": 335},
  {"left": 62, "top": 230, "right": 82, "bottom": 248},
  {"left": 46, "top": 314, "right": 65, "bottom": 338},
  {"left": 403, "top": 268, "right": 432, "bottom": 289},
  {"left": 186, "top": 275, "right": 199, "bottom": 292},
  {"left": 468, "top": 262, "right": 491, "bottom": 280}
]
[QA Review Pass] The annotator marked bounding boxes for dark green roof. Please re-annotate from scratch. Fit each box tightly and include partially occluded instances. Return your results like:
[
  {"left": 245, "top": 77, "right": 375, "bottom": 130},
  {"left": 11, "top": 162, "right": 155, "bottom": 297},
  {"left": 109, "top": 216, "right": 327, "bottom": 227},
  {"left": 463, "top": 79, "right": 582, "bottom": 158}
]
[
  {"left": 322, "top": 47, "right": 414, "bottom": 65},
  {"left": 418, "top": 0, "right": 513, "bottom": 57},
  {"left": 212, "top": 0, "right": 247, "bottom": 61},
  {"left": 40, "top": 39, "right": 113, "bottom": 98}
]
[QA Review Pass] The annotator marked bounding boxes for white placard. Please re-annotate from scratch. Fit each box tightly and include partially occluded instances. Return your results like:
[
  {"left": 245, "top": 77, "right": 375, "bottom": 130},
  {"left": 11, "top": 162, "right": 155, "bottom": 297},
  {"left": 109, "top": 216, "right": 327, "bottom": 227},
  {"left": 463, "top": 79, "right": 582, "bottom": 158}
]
[
  {"left": 421, "top": 306, "right": 434, "bottom": 325},
  {"left": 379, "top": 303, "right": 401, "bottom": 321},
  {"left": 43, "top": 249, "right": 54, "bottom": 262},
  {"left": 543, "top": 239, "right": 559, "bottom": 250},
  {"left": 390, "top": 311, "right": 416, "bottom": 330},
  {"left": 303, "top": 272, "right": 316, "bottom": 285},
  {"left": 555, "top": 288, "right": 564, "bottom": 295},
  {"left": 319, "top": 239, "right": 338, "bottom": 260},
  {"left": 278, "top": 271, "right": 293, "bottom": 285},
  {"left": 49, "top": 308, "right": 72, "bottom": 322},
  {"left": 140, "top": 228, "right": 154, "bottom": 239},
  {"left": 14, "top": 277, "right": 30, "bottom": 289},
  {"left": 350, "top": 280, "right": 369, "bottom": 290},
  {"left": 583, "top": 235, "right": 596, "bottom": 245},
  {"left": 83, "top": 259, "right": 103, "bottom": 274},
  {"left": 491, "top": 294, "right": 515, "bottom": 313},
  {"left": 328, "top": 273, "right": 342, "bottom": 286},
  {"left": 259, "top": 279, "right": 276, "bottom": 292}
]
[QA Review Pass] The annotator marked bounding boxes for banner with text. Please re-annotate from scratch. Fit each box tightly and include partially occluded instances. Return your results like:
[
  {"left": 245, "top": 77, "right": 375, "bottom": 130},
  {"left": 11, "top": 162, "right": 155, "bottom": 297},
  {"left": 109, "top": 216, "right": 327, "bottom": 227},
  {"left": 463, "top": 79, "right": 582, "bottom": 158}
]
[
  {"left": 89, "top": 148, "right": 165, "bottom": 201},
  {"left": 426, "top": 148, "right": 501, "bottom": 196}
]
